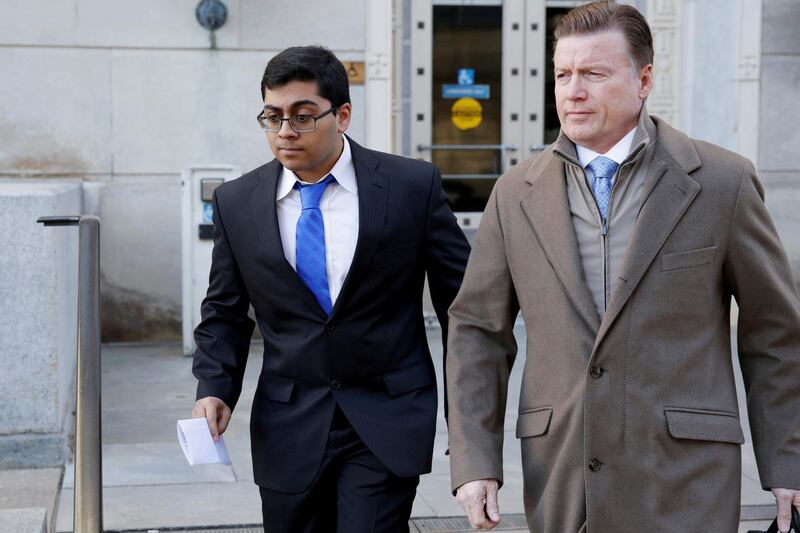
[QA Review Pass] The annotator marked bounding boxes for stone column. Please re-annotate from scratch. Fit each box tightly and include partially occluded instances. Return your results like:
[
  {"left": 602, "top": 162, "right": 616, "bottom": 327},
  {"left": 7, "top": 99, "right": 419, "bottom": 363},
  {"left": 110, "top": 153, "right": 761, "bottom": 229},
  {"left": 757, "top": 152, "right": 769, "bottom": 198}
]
[
  {"left": 759, "top": 0, "right": 800, "bottom": 282},
  {"left": 647, "top": 0, "right": 683, "bottom": 128},
  {"left": 366, "top": 0, "right": 394, "bottom": 152}
]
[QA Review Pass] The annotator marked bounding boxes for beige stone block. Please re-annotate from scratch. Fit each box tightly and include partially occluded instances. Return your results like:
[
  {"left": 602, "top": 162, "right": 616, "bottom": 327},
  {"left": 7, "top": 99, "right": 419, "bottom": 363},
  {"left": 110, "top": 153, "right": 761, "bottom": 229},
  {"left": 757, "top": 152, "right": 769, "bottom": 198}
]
[
  {"left": 759, "top": 56, "right": 800, "bottom": 170},
  {"left": 763, "top": 0, "right": 800, "bottom": 54},
  {"left": 0, "top": 0, "right": 78, "bottom": 46},
  {"left": 0, "top": 48, "right": 112, "bottom": 175},
  {"left": 346, "top": 85, "right": 367, "bottom": 146},
  {"left": 239, "top": 0, "right": 365, "bottom": 51},
  {"left": 0, "top": 182, "right": 80, "bottom": 439},
  {"left": 97, "top": 178, "right": 181, "bottom": 302},
  {"left": 75, "top": 0, "right": 241, "bottom": 49},
  {"left": 110, "top": 49, "right": 270, "bottom": 175},
  {"left": 92, "top": 178, "right": 183, "bottom": 341},
  {"left": 762, "top": 180, "right": 800, "bottom": 284}
]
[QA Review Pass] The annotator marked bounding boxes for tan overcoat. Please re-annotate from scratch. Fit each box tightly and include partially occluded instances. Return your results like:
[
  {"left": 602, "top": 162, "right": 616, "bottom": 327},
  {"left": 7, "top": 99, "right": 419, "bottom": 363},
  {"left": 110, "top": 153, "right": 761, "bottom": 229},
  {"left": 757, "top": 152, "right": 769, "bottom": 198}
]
[{"left": 446, "top": 115, "right": 800, "bottom": 532}]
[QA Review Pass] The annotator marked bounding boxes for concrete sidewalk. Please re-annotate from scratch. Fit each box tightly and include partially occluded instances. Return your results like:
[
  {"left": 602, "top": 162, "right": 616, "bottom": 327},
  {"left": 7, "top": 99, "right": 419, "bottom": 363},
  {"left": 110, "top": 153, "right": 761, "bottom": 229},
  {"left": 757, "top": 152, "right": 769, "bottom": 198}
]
[{"left": 49, "top": 326, "right": 776, "bottom": 532}]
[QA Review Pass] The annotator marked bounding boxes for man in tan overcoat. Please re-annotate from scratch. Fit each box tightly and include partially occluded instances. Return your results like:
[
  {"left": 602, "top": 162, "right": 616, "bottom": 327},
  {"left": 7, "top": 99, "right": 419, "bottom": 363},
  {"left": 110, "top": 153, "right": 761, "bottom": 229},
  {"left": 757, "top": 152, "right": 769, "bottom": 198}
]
[{"left": 446, "top": 2, "right": 800, "bottom": 532}]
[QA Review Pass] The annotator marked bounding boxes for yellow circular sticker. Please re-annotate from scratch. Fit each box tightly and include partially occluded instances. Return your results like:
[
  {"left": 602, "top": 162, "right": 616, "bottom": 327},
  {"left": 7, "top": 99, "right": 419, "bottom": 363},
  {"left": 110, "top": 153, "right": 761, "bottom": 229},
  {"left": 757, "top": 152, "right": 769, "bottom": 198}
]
[{"left": 451, "top": 97, "right": 483, "bottom": 131}]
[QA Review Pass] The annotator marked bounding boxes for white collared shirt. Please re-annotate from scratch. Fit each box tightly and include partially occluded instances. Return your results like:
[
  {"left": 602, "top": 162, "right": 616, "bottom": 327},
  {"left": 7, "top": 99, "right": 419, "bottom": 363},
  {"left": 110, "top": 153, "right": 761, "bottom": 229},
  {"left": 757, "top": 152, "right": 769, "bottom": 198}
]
[
  {"left": 276, "top": 136, "right": 359, "bottom": 305},
  {"left": 575, "top": 127, "right": 637, "bottom": 186}
]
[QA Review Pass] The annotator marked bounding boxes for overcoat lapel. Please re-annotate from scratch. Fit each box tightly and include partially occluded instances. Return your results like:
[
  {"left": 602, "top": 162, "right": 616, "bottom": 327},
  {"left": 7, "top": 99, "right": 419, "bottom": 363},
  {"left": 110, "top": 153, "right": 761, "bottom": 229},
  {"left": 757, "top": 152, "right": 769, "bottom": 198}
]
[
  {"left": 330, "top": 139, "right": 388, "bottom": 317},
  {"left": 520, "top": 152, "right": 601, "bottom": 334},
  {"left": 251, "top": 159, "right": 328, "bottom": 318},
  {"left": 594, "top": 145, "right": 701, "bottom": 348}
]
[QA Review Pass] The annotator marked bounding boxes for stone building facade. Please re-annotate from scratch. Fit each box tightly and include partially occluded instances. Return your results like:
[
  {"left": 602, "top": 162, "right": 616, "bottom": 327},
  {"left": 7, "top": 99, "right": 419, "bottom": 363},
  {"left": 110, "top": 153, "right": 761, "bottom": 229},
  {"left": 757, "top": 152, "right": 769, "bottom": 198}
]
[{"left": 0, "top": 0, "right": 797, "bottom": 342}]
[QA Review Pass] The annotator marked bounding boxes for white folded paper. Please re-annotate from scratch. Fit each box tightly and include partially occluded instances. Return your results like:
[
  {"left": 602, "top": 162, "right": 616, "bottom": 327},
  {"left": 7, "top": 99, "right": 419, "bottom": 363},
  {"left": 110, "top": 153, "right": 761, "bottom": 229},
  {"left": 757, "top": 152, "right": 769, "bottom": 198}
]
[{"left": 177, "top": 418, "right": 231, "bottom": 466}]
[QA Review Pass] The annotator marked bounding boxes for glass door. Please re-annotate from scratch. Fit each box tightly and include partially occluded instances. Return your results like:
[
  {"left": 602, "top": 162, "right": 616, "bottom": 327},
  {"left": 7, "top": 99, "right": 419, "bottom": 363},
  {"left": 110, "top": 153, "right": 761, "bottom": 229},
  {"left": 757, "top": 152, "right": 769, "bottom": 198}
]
[
  {"left": 409, "top": 0, "right": 545, "bottom": 233},
  {"left": 430, "top": 3, "right": 503, "bottom": 213}
]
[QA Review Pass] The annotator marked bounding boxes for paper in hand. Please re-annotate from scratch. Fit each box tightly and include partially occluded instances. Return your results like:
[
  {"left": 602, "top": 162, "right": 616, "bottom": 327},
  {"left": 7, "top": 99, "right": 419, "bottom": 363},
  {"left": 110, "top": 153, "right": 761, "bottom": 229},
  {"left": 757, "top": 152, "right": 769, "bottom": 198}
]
[{"left": 177, "top": 418, "right": 231, "bottom": 466}]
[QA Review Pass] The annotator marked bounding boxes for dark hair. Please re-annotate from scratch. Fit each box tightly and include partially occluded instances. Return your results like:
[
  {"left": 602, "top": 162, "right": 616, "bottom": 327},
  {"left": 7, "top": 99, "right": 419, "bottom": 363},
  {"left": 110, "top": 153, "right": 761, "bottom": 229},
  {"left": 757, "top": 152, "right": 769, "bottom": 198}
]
[
  {"left": 554, "top": 1, "right": 654, "bottom": 70},
  {"left": 260, "top": 45, "right": 351, "bottom": 107}
]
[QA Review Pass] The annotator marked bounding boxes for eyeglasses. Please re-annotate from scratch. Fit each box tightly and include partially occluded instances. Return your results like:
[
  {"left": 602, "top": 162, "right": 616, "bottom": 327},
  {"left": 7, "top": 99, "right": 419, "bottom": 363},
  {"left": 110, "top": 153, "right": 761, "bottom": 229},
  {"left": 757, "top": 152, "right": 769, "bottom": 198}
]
[{"left": 256, "top": 106, "right": 339, "bottom": 133}]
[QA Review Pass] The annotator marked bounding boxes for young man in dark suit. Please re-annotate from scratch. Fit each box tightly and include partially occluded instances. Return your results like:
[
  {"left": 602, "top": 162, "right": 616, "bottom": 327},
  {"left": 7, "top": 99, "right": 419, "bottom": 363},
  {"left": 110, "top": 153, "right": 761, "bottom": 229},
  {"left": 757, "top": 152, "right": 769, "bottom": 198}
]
[{"left": 191, "top": 46, "right": 470, "bottom": 532}]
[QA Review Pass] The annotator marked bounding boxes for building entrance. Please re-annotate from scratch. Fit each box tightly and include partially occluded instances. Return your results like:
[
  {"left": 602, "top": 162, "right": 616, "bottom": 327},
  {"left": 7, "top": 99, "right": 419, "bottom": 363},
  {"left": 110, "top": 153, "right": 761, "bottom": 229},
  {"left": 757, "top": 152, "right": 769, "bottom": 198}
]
[{"left": 408, "top": 0, "right": 589, "bottom": 228}]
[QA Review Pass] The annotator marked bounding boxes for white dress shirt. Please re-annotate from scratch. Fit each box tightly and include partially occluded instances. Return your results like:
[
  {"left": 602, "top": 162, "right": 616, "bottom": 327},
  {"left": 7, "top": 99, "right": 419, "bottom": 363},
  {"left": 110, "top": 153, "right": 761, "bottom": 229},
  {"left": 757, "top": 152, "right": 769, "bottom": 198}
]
[
  {"left": 575, "top": 126, "right": 637, "bottom": 186},
  {"left": 276, "top": 136, "right": 359, "bottom": 306}
]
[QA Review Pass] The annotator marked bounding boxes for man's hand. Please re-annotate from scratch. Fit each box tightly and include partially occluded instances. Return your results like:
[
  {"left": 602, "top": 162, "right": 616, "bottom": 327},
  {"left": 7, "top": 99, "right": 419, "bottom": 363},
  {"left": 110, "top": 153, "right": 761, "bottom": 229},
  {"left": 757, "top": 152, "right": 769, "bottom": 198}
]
[
  {"left": 192, "top": 396, "right": 231, "bottom": 442},
  {"left": 456, "top": 479, "right": 501, "bottom": 529},
  {"left": 771, "top": 488, "right": 800, "bottom": 533}
]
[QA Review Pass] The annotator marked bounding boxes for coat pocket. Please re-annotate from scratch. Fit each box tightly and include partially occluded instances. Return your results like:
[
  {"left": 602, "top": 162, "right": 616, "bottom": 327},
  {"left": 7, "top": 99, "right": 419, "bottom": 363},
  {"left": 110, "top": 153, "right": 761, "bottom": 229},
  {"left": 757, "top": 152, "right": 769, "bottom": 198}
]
[
  {"left": 382, "top": 362, "right": 434, "bottom": 398},
  {"left": 661, "top": 245, "right": 717, "bottom": 272},
  {"left": 664, "top": 407, "right": 744, "bottom": 444},
  {"left": 372, "top": 242, "right": 418, "bottom": 268},
  {"left": 516, "top": 406, "right": 553, "bottom": 438},
  {"left": 256, "top": 374, "right": 296, "bottom": 403}
]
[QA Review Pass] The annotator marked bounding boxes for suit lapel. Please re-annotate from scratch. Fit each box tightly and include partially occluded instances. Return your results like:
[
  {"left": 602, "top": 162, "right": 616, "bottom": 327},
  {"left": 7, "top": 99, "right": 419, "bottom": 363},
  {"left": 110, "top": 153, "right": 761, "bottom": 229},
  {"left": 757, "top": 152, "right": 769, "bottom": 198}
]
[
  {"left": 251, "top": 159, "right": 328, "bottom": 318},
  {"left": 594, "top": 149, "right": 701, "bottom": 348},
  {"left": 520, "top": 152, "right": 601, "bottom": 334},
  {"left": 330, "top": 139, "right": 388, "bottom": 317}
]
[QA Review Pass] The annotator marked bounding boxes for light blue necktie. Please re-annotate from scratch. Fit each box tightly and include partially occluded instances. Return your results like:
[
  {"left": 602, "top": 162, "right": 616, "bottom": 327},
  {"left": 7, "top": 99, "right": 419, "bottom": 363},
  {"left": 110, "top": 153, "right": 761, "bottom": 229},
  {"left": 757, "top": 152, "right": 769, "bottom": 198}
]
[
  {"left": 295, "top": 175, "right": 335, "bottom": 315},
  {"left": 587, "top": 156, "right": 619, "bottom": 221}
]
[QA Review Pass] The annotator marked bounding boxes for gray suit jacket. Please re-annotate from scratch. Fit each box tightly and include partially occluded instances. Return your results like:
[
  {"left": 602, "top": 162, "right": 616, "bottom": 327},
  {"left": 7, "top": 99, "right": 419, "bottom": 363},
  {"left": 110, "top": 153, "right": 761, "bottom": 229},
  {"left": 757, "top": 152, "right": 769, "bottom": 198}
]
[{"left": 446, "top": 115, "right": 800, "bottom": 532}]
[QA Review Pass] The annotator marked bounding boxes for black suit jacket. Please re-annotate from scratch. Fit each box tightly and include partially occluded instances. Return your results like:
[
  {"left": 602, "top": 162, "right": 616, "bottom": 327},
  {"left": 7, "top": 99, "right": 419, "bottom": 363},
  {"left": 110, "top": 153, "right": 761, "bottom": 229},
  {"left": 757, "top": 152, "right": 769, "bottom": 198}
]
[{"left": 193, "top": 137, "right": 470, "bottom": 493}]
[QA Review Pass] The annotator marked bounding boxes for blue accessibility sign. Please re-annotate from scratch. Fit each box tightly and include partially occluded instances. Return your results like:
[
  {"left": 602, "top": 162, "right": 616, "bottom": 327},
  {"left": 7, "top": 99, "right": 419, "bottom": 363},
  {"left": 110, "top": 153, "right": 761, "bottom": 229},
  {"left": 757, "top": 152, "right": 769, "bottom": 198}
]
[
  {"left": 202, "top": 202, "right": 214, "bottom": 223},
  {"left": 457, "top": 68, "right": 475, "bottom": 85},
  {"left": 442, "top": 84, "right": 490, "bottom": 100}
]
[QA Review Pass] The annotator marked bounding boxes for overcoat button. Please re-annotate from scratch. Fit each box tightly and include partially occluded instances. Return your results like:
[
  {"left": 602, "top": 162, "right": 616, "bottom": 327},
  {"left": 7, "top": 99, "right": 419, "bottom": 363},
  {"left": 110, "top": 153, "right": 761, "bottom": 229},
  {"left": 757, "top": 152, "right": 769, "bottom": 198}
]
[
  {"left": 590, "top": 366, "right": 603, "bottom": 378},
  {"left": 331, "top": 380, "right": 341, "bottom": 390},
  {"left": 589, "top": 459, "right": 602, "bottom": 472}
]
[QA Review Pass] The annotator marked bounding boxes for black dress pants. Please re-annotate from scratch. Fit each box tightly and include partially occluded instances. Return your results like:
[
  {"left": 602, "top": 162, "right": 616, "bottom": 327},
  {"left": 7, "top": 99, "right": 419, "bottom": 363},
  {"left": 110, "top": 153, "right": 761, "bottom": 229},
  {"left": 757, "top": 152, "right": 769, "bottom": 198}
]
[{"left": 259, "top": 407, "right": 419, "bottom": 533}]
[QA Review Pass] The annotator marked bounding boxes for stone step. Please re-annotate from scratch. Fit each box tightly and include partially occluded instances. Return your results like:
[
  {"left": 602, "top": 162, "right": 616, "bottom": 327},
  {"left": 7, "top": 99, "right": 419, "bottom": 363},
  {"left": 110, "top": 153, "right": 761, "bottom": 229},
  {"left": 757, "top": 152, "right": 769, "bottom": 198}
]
[
  {"left": 0, "top": 508, "right": 47, "bottom": 533},
  {"left": 0, "top": 468, "right": 62, "bottom": 533}
]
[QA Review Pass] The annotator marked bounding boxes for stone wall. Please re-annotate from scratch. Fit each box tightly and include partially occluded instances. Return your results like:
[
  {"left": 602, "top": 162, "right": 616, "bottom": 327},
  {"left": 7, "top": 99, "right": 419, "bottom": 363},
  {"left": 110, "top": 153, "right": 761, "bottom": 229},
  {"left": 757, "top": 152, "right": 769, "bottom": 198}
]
[
  {"left": 0, "top": 182, "right": 81, "bottom": 467},
  {"left": 2, "top": 0, "right": 798, "bottom": 341},
  {"left": 759, "top": 0, "right": 800, "bottom": 281},
  {"left": 0, "top": 0, "right": 368, "bottom": 342}
]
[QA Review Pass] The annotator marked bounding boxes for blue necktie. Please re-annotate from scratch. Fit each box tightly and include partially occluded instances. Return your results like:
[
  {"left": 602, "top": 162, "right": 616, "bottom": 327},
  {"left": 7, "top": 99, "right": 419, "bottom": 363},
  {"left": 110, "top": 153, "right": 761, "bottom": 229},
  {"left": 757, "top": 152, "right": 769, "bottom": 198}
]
[
  {"left": 295, "top": 175, "right": 335, "bottom": 315},
  {"left": 587, "top": 156, "right": 619, "bottom": 221}
]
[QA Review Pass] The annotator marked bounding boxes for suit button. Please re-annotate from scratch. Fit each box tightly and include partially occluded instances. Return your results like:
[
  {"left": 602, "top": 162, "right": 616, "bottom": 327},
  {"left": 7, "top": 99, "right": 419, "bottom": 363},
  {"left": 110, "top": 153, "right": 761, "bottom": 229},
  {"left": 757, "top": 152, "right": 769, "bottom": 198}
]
[
  {"left": 326, "top": 323, "right": 337, "bottom": 331},
  {"left": 588, "top": 459, "right": 602, "bottom": 472},
  {"left": 330, "top": 380, "right": 341, "bottom": 390},
  {"left": 590, "top": 366, "right": 603, "bottom": 378}
]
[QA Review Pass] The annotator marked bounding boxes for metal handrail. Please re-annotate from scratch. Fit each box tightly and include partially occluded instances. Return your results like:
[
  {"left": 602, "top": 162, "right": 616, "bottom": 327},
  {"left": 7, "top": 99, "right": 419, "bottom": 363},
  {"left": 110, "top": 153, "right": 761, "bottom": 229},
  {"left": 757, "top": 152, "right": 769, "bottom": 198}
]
[
  {"left": 417, "top": 143, "right": 519, "bottom": 152},
  {"left": 38, "top": 215, "right": 103, "bottom": 533}
]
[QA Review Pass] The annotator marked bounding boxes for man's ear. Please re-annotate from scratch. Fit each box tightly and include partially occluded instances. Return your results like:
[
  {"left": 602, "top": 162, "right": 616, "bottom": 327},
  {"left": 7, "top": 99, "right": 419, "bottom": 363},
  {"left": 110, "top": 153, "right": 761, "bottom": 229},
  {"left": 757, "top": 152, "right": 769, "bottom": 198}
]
[
  {"left": 639, "top": 64, "right": 654, "bottom": 101},
  {"left": 336, "top": 103, "right": 352, "bottom": 133}
]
